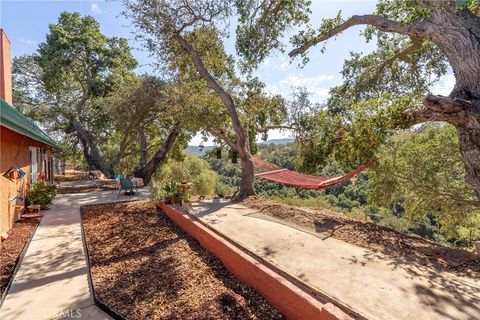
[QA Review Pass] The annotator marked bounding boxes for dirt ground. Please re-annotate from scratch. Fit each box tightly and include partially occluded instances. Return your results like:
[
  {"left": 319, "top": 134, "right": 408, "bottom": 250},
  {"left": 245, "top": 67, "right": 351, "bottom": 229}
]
[
  {"left": 54, "top": 170, "right": 89, "bottom": 181},
  {"left": 242, "top": 197, "right": 480, "bottom": 277},
  {"left": 81, "top": 200, "right": 284, "bottom": 320},
  {"left": 56, "top": 180, "right": 117, "bottom": 194},
  {"left": 1, "top": 218, "right": 40, "bottom": 295}
]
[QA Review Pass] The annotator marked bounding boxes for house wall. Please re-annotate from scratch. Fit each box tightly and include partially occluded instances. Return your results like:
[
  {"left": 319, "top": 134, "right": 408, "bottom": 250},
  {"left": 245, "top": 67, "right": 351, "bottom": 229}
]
[
  {"left": 0, "top": 29, "right": 12, "bottom": 104},
  {"left": 0, "top": 126, "right": 53, "bottom": 234}
]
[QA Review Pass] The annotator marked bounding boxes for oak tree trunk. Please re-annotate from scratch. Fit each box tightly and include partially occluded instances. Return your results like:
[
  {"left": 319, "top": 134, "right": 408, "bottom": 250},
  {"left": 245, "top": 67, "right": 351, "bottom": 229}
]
[
  {"left": 137, "top": 126, "right": 148, "bottom": 168},
  {"left": 70, "top": 118, "right": 114, "bottom": 178},
  {"left": 133, "top": 127, "right": 180, "bottom": 185},
  {"left": 176, "top": 33, "right": 256, "bottom": 199},
  {"left": 427, "top": 8, "right": 480, "bottom": 197},
  {"left": 238, "top": 151, "right": 256, "bottom": 199}
]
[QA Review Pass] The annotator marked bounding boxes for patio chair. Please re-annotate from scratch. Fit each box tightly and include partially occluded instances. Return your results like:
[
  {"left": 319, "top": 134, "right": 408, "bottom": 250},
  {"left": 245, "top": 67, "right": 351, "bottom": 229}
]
[
  {"left": 118, "top": 178, "right": 135, "bottom": 198},
  {"left": 112, "top": 175, "right": 122, "bottom": 193}
]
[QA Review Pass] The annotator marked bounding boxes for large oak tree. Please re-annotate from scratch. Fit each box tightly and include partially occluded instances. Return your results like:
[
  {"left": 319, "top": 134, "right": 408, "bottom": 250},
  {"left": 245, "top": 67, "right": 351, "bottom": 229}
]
[
  {"left": 122, "top": 0, "right": 289, "bottom": 199},
  {"left": 236, "top": 0, "right": 480, "bottom": 198},
  {"left": 36, "top": 12, "right": 138, "bottom": 177}
]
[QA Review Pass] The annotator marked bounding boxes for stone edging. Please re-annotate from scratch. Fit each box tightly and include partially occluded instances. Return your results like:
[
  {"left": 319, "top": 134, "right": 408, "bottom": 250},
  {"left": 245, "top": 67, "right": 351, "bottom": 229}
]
[{"left": 157, "top": 201, "right": 355, "bottom": 320}]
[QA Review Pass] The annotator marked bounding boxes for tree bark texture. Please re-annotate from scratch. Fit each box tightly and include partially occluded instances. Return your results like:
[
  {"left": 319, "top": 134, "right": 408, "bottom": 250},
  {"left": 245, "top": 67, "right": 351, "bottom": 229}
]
[
  {"left": 176, "top": 33, "right": 256, "bottom": 199},
  {"left": 133, "top": 126, "right": 180, "bottom": 185},
  {"left": 137, "top": 126, "right": 148, "bottom": 168},
  {"left": 70, "top": 118, "right": 114, "bottom": 178}
]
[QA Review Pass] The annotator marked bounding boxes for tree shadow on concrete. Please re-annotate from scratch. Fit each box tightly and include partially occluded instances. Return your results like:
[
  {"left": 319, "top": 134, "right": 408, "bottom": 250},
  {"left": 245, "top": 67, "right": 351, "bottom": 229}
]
[{"left": 342, "top": 250, "right": 480, "bottom": 320}]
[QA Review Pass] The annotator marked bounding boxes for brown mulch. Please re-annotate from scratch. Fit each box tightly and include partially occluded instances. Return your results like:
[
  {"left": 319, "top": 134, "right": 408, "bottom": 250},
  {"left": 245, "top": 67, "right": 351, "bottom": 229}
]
[
  {"left": 57, "top": 180, "right": 117, "bottom": 194},
  {"left": 1, "top": 217, "right": 41, "bottom": 295},
  {"left": 81, "top": 200, "right": 284, "bottom": 320},
  {"left": 242, "top": 196, "right": 480, "bottom": 277},
  {"left": 54, "top": 171, "right": 89, "bottom": 181}
]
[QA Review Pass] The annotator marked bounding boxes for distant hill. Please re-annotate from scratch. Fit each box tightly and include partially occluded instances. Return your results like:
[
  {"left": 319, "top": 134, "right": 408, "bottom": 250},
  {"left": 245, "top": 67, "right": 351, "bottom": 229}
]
[
  {"left": 186, "top": 138, "right": 292, "bottom": 156},
  {"left": 185, "top": 145, "right": 214, "bottom": 156},
  {"left": 259, "top": 138, "right": 293, "bottom": 145}
]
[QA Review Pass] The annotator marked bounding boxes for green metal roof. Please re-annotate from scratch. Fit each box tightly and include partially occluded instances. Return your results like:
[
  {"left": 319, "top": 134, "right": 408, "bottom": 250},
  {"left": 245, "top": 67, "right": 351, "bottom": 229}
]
[{"left": 0, "top": 99, "right": 59, "bottom": 149}]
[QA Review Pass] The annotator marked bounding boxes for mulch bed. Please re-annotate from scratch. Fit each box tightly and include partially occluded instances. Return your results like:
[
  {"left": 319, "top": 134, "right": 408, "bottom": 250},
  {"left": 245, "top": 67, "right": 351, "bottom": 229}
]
[
  {"left": 1, "top": 217, "right": 41, "bottom": 295},
  {"left": 57, "top": 181, "right": 117, "bottom": 194},
  {"left": 81, "top": 200, "right": 284, "bottom": 320},
  {"left": 54, "top": 171, "right": 89, "bottom": 181},
  {"left": 242, "top": 197, "right": 480, "bottom": 277}
]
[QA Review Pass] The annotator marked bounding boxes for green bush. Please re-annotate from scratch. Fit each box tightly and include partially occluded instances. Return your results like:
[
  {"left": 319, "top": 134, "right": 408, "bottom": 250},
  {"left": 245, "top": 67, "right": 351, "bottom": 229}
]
[
  {"left": 27, "top": 181, "right": 57, "bottom": 209},
  {"left": 215, "top": 181, "right": 237, "bottom": 197},
  {"left": 152, "top": 154, "right": 218, "bottom": 199},
  {"left": 377, "top": 214, "right": 413, "bottom": 233}
]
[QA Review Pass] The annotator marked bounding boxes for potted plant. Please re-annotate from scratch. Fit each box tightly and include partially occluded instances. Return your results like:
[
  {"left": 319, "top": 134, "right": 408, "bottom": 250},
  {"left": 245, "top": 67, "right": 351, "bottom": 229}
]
[
  {"left": 26, "top": 181, "right": 57, "bottom": 210},
  {"left": 180, "top": 189, "right": 192, "bottom": 211},
  {"left": 162, "top": 181, "right": 178, "bottom": 204}
]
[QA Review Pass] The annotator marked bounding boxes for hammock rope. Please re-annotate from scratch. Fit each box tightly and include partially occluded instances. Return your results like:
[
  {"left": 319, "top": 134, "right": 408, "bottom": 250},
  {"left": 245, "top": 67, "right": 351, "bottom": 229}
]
[{"left": 253, "top": 156, "right": 374, "bottom": 189}]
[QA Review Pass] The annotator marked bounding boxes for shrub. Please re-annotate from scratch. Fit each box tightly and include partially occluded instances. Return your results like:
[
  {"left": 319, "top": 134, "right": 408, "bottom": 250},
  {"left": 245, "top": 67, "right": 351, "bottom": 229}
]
[
  {"left": 216, "top": 181, "right": 237, "bottom": 197},
  {"left": 153, "top": 154, "right": 218, "bottom": 198},
  {"left": 27, "top": 181, "right": 57, "bottom": 209}
]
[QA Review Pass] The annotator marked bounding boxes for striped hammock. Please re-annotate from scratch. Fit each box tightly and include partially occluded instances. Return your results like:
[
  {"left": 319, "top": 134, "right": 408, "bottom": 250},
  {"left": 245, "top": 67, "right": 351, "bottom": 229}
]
[{"left": 252, "top": 156, "right": 374, "bottom": 189}]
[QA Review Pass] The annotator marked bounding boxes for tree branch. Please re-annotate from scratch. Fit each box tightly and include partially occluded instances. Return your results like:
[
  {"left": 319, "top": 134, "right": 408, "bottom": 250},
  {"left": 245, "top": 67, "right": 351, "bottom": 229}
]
[
  {"left": 409, "top": 107, "right": 453, "bottom": 124},
  {"left": 175, "top": 32, "right": 246, "bottom": 149},
  {"left": 256, "top": 125, "right": 296, "bottom": 133},
  {"left": 423, "top": 94, "right": 471, "bottom": 113},
  {"left": 215, "top": 131, "right": 238, "bottom": 151},
  {"left": 289, "top": 15, "right": 428, "bottom": 58}
]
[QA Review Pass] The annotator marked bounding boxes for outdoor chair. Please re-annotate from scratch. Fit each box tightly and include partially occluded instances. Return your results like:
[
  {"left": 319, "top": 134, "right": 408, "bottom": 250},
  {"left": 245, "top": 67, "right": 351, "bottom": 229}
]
[
  {"left": 112, "top": 174, "right": 122, "bottom": 193},
  {"left": 118, "top": 177, "right": 136, "bottom": 198}
]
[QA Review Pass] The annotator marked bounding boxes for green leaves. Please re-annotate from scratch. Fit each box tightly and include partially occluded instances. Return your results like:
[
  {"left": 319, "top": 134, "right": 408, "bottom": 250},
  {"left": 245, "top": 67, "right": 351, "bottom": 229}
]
[
  {"left": 37, "top": 12, "right": 137, "bottom": 97},
  {"left": 235, "top": 0, "right": 311, "bottom": 73},
  {"left": 290, "top": 11, "right": 343, "bottom": 66},
  {"left": 369, "top": 125, "right": 480, "bottom": 238}
]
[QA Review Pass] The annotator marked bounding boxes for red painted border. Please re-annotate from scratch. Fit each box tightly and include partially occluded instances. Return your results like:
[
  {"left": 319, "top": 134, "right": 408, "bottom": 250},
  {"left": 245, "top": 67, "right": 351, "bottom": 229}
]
[{"left": 157, "top": 202, "right": 353, "bottom": 320}]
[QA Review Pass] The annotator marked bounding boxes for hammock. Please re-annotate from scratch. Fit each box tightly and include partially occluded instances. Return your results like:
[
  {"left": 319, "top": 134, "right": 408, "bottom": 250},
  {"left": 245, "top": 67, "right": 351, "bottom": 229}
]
[{"left": 252, "top": 156, "right": 374, "bottom": 189}]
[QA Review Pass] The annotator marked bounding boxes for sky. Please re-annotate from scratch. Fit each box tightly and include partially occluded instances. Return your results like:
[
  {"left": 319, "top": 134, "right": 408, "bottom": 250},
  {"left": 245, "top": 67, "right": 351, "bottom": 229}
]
[{"left": 1, "top": 0, "right": 454, "bottom": 145}]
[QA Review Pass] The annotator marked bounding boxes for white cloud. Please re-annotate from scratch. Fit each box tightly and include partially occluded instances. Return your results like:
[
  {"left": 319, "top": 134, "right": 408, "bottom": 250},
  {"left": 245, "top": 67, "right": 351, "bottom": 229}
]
[
  {"left": 430, "top": 74, "right": 455, "bottom": 96},
  {"left": 90, "top": 3, "right": 103, "bottom": 15},
  {"left": 278, "top": 62, "right": 291, "bottom": 72},
  {"left": 259, "top": 56, "right": 292, "bottom": 72},
  {"left": 19, "top": 38, "right": 38, "bottom": 46},
  {"left": 264, "top": 84, "right": 283, "bottom": 96},
  {"left": 281, "top": 74, "right": 334, "bottom": 86},
  {"left": 274, "top": 73, "right": 334, "bottom": 102}
]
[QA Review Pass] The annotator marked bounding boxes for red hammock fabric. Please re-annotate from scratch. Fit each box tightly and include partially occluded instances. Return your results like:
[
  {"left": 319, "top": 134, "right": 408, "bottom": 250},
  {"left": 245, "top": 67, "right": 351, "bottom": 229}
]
[{"left": 254, "top": 157, "right": 374, "bottom": 189}]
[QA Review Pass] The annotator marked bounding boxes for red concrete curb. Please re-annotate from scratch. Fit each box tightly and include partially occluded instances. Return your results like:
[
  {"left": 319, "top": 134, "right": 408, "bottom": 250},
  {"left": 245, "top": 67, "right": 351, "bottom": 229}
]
[{"left": 157, "top": 202, "right": 353, "bottom": 320}]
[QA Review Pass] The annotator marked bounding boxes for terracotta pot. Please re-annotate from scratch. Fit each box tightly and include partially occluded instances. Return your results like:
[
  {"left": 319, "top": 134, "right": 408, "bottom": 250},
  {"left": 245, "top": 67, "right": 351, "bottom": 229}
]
[{"left": 171, "top": 195, "right": 179, "bottom": 204}]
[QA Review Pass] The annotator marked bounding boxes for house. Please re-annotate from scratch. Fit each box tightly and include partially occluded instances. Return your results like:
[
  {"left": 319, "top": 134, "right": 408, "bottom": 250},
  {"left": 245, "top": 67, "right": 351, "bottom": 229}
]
[{"left": 0, "top": 29, "right": 59, "bottom": 237}]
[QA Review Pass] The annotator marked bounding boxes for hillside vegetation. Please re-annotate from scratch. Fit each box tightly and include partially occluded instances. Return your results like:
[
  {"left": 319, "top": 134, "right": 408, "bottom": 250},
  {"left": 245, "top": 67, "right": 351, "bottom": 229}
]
[{"left": 204, "top": 124, "right": 479, "bottom": 249}]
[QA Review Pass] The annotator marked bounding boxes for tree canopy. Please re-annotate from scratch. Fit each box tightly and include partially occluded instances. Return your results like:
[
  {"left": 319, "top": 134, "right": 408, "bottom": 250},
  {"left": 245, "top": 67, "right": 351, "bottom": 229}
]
[{"left": 234, "top": 0, "right": 480, "bottom": 198}]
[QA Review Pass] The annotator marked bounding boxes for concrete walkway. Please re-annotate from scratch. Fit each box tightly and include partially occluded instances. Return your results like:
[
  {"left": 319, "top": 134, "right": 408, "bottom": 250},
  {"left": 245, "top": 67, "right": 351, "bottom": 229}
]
[
  {"left": 191, "top": 200, "right": 480, "bottom": 320},
  {"left": 0, "top": 189, "right": 150, "bottom": 320}
]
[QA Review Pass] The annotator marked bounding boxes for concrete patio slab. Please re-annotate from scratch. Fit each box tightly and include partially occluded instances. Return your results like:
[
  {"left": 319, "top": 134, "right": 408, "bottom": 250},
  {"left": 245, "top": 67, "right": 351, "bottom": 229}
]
[
  {"left": 0, "top": 189, "right": 150, "bottom": 320},
  {"left": 191, "top": 199, "right": 480, "bottom": 320}
]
